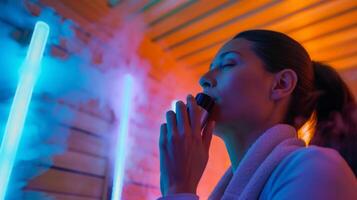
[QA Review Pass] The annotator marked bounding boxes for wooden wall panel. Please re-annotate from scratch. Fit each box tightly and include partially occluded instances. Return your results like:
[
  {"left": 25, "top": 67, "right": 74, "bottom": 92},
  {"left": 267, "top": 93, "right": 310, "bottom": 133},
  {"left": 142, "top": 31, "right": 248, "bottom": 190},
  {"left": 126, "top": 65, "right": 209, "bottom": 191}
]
[
  {"left": 26, "top": 102, "right": 111, "bottom": 200},
  {"left": 53, "top": 151, "right": 106, "bottom": 177},
  {"left": 28, "top": 168, "right": 104, "bottom": 198},
  {"left": 1, "top": 5, "right": 114, "bottom": 198},
  {"left": 66, "top": 127, "right": 108, "bottom": 158},
  {"left": 26, "top": 103, "right": 112, "bottom": 199},
  {"left": 61, "top": 109, "right": 112, "bottom": 138},
  {"left": 40, "top": 192, "right": 99, "bottom": 200}
]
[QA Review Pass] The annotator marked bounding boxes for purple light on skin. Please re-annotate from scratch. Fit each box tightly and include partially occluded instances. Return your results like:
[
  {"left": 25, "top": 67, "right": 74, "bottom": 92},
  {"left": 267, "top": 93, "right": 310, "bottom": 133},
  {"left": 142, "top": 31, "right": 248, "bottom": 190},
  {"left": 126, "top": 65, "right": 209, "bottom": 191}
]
[{"left": 0, "top": 21, "right": 50, "bottom": 200}]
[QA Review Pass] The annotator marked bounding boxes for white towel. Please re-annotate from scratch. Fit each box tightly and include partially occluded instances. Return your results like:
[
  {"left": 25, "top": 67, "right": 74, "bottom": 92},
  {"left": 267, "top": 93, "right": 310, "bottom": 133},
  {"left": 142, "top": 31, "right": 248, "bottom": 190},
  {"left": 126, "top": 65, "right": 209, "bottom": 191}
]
[{"left": 209, "top": 124, "right": 305, "bottom": 200}]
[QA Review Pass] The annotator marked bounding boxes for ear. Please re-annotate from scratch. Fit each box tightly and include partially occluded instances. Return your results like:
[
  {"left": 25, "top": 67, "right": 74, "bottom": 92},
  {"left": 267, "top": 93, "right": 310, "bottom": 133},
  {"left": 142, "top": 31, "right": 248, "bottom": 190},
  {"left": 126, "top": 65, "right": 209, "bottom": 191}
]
[{"left": 271, "top": 69, "right": 298, "bottom": 101}]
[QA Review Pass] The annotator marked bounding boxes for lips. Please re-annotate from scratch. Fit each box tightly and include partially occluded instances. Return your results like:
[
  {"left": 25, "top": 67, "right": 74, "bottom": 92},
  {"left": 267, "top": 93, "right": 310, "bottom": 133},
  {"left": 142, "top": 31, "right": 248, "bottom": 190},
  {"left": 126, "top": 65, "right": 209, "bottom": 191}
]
[
  {"left": 204, "top": 93, "right": 219, "bottom": 104},
  {"left": 200, "top": 92, "right": 219, "bottom": 120}
]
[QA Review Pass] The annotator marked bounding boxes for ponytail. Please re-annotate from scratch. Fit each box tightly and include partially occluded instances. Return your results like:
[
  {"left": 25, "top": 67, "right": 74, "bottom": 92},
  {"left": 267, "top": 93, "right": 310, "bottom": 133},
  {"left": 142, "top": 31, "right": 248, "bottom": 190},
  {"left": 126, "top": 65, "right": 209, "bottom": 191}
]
[{"left": 310, "top": 61, "right": 357, "bottom": 176}]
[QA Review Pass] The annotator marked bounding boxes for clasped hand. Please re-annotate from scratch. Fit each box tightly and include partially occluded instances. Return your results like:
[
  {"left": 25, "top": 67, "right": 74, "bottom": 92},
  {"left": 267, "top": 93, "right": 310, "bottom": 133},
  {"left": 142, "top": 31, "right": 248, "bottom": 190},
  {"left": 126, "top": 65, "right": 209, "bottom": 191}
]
[{"left": 159, "top": 94, "right": 215, "bottom": 196}]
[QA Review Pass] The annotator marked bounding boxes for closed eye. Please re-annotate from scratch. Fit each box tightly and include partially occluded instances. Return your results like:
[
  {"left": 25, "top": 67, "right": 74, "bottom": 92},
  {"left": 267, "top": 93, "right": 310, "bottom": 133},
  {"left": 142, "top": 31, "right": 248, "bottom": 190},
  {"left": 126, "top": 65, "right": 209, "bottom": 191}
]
[
  {"left": 221, "top": 63, "right": 235, "bottom": 69},
  {"left": 223, "top": 64, "right": 235, "bottom": 67}
]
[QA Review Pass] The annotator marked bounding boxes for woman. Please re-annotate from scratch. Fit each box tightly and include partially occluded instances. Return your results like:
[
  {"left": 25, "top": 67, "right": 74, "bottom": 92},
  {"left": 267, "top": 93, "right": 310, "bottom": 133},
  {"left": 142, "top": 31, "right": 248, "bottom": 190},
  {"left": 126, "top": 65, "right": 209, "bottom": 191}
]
[{"left": 158, "top": 30, "right": 357, "bottom": 200}]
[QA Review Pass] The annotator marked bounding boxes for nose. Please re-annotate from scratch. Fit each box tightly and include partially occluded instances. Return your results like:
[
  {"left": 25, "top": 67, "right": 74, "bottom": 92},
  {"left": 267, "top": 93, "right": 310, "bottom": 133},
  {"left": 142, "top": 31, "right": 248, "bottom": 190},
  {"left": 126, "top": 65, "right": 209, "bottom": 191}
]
[{"left": 199, "top": 71, "right": 217, "bottom": 89}]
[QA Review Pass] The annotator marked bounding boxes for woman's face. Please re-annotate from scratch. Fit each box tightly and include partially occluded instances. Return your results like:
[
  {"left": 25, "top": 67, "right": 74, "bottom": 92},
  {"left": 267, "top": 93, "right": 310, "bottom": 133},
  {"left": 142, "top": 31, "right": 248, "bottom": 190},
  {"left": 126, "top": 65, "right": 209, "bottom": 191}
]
[{"left": 200, "top": 38, "right": 276, "bottom": 135}]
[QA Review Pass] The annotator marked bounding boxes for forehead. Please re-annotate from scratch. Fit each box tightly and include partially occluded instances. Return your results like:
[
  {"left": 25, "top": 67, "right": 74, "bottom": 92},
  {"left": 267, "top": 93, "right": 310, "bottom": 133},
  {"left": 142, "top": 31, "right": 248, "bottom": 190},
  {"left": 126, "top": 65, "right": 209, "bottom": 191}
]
[{"left": 214, "top": 38, "right": 253, "bottom": 59}]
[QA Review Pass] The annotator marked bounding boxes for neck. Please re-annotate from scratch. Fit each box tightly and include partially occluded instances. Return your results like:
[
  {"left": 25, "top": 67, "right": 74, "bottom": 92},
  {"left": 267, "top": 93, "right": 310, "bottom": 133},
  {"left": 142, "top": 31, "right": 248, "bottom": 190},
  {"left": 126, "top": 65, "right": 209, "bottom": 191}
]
[
  {"left": 220, "top": 122, "right": 277, "bottom": 172},
  {"left": 218, "top": 100, "right": 289, "bottom": 171}
]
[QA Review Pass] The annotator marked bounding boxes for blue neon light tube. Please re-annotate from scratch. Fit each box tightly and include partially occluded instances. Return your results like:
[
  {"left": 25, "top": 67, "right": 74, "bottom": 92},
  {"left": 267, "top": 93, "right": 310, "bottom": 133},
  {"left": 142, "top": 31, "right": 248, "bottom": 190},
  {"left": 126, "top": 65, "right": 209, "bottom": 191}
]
[{"left": 0, "top": 21, "right": 49, "bottom": 199}]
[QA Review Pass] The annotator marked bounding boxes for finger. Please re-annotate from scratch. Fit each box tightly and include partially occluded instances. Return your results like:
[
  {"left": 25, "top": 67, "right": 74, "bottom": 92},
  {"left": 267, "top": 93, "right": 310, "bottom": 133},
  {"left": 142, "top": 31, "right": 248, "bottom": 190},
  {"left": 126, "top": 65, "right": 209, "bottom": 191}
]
[
  {"left": 187, "top": 94, "right": 201, "bottom": 139},
  {"left": 159, "top": 124, "right": 169, "bottom": 196},
  {"left": 159, "top": 124, "right": 171, "bottom": 176},
  {"left": 176, "top": 101, "right": 190, "bottom": 137},
  {"left": 159, "top": 124, "right": 170, "bottom": 175},
  {"left": 166, "top": 110, "right": 178, "bottom": 140},
  {"left": 202, "top": 120, "right": 215, "bottom": 151},
  {"left": 159, "top": 123, "right": 168, "bottom": 149}
]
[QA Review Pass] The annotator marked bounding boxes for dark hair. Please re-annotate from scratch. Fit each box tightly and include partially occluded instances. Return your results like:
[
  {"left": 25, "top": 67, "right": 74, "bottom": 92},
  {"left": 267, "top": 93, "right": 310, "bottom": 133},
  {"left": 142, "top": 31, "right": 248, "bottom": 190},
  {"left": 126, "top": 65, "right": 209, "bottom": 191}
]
[
  {"left": 310, "top": 62, "right": 356, "bottom": 176},
  {"left": 233, "top": 30, "right": 357, "bottom": 176}
]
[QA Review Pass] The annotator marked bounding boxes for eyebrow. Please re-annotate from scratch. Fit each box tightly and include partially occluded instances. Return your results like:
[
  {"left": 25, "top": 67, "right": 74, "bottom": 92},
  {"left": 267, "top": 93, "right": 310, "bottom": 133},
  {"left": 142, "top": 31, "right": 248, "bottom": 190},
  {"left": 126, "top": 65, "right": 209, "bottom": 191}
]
[{"left": 210, "top": 50, "right": 241, "bottom": 69}]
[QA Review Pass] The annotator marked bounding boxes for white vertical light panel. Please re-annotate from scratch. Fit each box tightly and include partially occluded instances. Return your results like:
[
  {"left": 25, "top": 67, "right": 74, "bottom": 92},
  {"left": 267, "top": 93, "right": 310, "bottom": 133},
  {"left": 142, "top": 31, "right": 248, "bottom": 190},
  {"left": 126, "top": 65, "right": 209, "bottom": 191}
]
[{"left": 111, "top": 74, "right": 134, "bottom": 200}]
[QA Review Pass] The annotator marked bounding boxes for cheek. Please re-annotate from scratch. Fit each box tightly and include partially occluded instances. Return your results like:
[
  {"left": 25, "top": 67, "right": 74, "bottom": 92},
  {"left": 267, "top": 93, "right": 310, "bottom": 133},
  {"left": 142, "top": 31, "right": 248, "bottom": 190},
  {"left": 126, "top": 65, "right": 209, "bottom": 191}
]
[{"left": 216, "top": 69, "right": 271, "bottom": 123}]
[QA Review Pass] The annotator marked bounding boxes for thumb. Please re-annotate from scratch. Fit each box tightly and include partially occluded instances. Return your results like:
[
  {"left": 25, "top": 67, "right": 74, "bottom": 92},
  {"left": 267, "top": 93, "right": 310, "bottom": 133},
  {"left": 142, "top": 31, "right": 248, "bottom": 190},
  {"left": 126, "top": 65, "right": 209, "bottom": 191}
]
[{"left": 202, "top": 120, "right": 215, "bottom": 151}]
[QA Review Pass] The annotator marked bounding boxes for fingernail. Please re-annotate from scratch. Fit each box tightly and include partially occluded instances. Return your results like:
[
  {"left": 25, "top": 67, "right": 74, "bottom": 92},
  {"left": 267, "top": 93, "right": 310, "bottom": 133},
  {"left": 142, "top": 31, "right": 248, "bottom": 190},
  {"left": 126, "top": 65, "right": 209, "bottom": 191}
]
[{"left": 187, "top": 94, "right": 194, "bottom": 101}]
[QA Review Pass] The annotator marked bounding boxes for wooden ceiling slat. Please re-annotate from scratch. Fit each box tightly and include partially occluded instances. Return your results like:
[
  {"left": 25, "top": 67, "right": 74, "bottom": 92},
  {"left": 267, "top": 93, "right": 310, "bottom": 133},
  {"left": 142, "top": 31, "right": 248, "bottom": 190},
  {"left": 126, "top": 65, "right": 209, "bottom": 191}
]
[
  {"left": 92, "top": 1, "right": 160, "bottom": 44},
  {"left": 39, "top": 0, "right": 91, "bottom": 28},
  {"left": 84, "top": 0, "right": 110, "bottom": 19},
  {"left": 37, "top": 0, "right": 108, "bottom": 42},
  {"left": 140, "top": 0, "right": 191, "bottom": 25},
  {"left": 303, "top": 25, "right": 357, "bottom": 54},
  {"left": 53, "top": 0, "right": 115, "bottom": 41},
  {"left": 266, "top": 0, "right": 357, "bottom": 33},
  {"left": 59, "top": 0, "right": 101, "bottom": 22},
  {"left": 166, "top": 0, "right": 323, "bottom": 60},
  {"left": 155, "top": 0, "right": 273, "bottom": 48},
  {"left": 193, "top": 63, "right": 211, "bottom": 78},
  {"left": 179, "top": 43, "right": 221, "bottom": 67},
  {"left": 93, "top": 0, "right": 150, "bottom": 30},
  {"left": 189, "top": 25, "right": 357, "bottom": 74},
  {"left": 310, "top": 38, "right": 357, "bottom": 62},
  {"left": 146, "top": 0, "right": 232, "bottom": 39},
  {"left": 177, "top": 0, "right": 348, "bottom": 63},
  {"left": 328, "top": 53, "right": 357, "bottom": 70},
  {"left": 106, "top": 0, "right": 150, "bottom": 15},
  {"left": 178, "top": 0, "right": 356, "bottom": 67},
  {"left": 289, "top": 8, "right": 357, "bottom": 43},
  {"left": 170, "top": 0, "right": 325, "bottom": 67}
]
